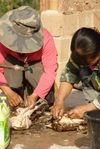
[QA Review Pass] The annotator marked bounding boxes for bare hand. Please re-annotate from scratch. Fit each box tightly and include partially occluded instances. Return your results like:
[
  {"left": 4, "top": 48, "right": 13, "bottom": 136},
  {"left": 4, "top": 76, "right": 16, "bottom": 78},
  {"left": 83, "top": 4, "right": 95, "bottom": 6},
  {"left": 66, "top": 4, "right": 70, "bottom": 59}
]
[
  {"left": 25, "top": 93, "right": 38, "bottom": 108},
  {"left": 51, "top": 100, "right": 64, "bottom": 119},
  {"left": 68, "top": 103, "right": 97, "bottom": 119},
  {"left": 0, "top": 86, "right": 23, "bottom": 107}
]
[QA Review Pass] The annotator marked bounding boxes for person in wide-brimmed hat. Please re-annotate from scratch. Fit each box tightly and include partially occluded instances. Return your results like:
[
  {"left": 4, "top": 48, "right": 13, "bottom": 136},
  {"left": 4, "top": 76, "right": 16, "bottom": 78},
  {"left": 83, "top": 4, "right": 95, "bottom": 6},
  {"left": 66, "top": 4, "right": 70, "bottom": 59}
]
[{"left": 0, "top": 6, "right": 57, "bottom": 108}]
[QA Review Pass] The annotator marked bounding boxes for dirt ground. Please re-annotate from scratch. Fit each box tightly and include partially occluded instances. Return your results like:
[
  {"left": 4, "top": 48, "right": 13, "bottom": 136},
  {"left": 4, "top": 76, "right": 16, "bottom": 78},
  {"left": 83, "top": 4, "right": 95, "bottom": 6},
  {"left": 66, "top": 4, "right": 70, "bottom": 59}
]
[{"left": 8, "top": 90, "right": 90, "bottom": 149}]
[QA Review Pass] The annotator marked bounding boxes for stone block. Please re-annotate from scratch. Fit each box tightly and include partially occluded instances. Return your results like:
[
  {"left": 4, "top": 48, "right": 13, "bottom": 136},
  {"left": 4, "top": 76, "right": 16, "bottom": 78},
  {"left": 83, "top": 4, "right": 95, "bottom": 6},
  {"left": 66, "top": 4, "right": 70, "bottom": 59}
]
[
  {"left": 78, "top": 9, "right": 100, "bottom": 29},
  {"left": 41, "top": 10, "right": 79, "bottom": 36},
  {"left": 49, "top": 0, "right": 59, "bottom": 10},
  {"left": 62, "top": 13, "right": 79, "bottom": 35},
  {"left": 40, "top": 0, "right": 50, "bottom": 11},
  {"left": 54, "top": 37, "right": 71, "bottom": 61},
  {"left": 41, "top": 10, "right": 64, "bottom": 36},
  {"left": 93, "top": 9, "right": 100, "bottom": 30}
]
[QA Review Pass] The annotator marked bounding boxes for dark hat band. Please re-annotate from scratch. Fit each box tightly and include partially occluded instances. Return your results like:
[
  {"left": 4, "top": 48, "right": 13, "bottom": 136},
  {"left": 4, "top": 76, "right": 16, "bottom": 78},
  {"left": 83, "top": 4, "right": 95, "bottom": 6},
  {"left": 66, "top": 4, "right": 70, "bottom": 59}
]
[{"left": 12, "top": 20, "right": 40, "bottom": 37}]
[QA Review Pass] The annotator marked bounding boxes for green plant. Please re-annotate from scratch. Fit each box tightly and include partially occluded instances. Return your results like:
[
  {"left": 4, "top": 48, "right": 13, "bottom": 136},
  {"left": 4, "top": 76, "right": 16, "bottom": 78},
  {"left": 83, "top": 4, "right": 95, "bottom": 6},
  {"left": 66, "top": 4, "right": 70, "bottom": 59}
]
[
  {"left": 0, "top": 0, "right": 40, "bottom": 17},
  {"left": 0, "top": 1, "right": 9, "bottom": 16}
]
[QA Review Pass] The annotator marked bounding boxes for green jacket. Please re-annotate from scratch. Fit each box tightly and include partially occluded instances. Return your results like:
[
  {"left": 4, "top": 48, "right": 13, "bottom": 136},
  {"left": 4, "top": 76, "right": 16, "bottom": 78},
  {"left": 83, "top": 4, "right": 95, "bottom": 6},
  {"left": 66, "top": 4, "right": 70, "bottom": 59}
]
[{"left": 60, "top": 53, "right": 100, "bottom": 108}]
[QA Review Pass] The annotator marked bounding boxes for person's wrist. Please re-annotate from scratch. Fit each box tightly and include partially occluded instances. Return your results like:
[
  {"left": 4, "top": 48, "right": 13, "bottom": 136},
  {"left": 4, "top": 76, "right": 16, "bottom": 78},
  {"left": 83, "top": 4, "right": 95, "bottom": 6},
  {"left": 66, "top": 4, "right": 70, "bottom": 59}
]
[
  {"left": 87, "top": 102, "right": 97, "bottom": 111},
  {"left": 30, "top": 92, "right": 38, "bottom": 101},
  {"left": 55, "top": 98, "right": 64, "bottom": 105},
  {"left": 0, "top": 85, "right": 11, "bottom": 95}
]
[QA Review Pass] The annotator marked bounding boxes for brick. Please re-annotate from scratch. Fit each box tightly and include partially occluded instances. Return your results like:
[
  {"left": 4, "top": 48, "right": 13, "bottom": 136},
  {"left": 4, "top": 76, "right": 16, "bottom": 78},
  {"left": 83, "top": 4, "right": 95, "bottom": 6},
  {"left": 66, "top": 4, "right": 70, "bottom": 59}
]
[
  {"left": 40, "top": 0, "right": 50, "bottom": 11},
  {"left": 78, "top": 9, "right": 100, "bottom": 29},
  {"left": 54, "top": 37, "right": 71, "bottom": 61},
  {"left": 62, "top": 13, "right": 79, "bottom": 35},
  {"left": 60, "top": 38, "right": 71, "bottom": 61},
  {"left": 41, "top": 10, "right": 79, "bottom": 36},
  {"left": 41, "top": 9, "right": 100, "bottom": 37},
  {"left": 49, "top": 0, "right": 59, "bottom": 10},
  {"left": 78, "top": 11, "right": 93, "bottom": 27},
  {"left": 93, "top": 9, "right": 100, "bottom": 30},
  {"left": 41, "top": 10, "right": 64, "bottom": 36}
]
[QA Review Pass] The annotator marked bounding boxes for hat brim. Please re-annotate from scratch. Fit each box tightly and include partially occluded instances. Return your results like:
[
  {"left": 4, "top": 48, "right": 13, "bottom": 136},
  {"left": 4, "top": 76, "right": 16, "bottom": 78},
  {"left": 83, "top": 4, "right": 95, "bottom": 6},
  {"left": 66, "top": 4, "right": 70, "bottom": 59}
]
[{"left": 0, "top": 15, "right": 43, "bottom": 53}]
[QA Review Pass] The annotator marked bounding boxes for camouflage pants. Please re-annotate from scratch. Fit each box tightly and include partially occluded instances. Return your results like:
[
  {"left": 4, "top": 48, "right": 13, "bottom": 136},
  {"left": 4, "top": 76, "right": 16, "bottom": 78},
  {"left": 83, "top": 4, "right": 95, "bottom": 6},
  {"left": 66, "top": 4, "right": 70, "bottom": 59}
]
[
  {"left": 3, "top": 55, "right": 55, "bottom": 106},
  {"left": 74, "top": 82, "right": 99, "bottom": 103},
  {"left": 79, "top": 66, "right": 99, "bottom": 103},
  {"left": 82, "top": 86, "right": 99, "bottom": 103}
]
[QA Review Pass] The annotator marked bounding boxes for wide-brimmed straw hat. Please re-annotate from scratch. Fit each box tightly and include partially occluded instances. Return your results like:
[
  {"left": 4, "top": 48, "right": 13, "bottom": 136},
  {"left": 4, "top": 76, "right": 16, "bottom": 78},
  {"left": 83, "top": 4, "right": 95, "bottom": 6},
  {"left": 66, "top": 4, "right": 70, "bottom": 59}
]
[{"left": 0, "top": 6, "right": 43, "bottom": 53}]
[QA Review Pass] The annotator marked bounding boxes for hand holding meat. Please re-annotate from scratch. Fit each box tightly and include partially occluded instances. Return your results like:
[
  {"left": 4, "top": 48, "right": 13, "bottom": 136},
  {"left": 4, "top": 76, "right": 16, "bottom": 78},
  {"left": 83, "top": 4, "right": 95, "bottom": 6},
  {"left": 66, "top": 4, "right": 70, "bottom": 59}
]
[
  {"left": 51, "top": 100, "right": 64, "bottom": 119},
  {"left": 68, "top": 103, "right": 97, "bottom": 119},
  {"left": 25, "top": 93, "right": 38, "bottom": 108},
  {"left": 0, "top": 85, "right": 22, "bottom": 107}
]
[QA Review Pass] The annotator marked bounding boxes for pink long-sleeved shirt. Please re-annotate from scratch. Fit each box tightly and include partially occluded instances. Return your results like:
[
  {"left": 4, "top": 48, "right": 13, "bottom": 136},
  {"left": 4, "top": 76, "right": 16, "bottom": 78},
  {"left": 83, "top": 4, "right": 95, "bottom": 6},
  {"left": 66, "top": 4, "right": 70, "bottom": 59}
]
[{"left": 0, "top": 29, "right": 58, "bottom": 98}]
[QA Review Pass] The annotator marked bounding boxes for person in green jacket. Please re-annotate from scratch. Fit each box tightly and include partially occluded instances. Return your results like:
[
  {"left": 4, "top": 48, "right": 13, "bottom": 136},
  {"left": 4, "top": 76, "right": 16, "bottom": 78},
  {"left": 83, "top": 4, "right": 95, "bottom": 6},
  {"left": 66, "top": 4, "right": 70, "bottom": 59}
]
[{"left": 51, "top": 27, "right": 100, "bottom": 119}]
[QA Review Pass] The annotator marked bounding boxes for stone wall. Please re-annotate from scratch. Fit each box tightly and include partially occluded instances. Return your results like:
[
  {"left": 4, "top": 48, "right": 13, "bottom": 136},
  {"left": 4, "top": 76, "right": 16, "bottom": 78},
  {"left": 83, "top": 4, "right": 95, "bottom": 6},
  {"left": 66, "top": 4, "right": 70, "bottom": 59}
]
[
  {"left": 40, "top": 0, "right": 100, "bottom": 86},
  {"left": 40, "top": 0, "right": 100, "bottom": 12}
]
